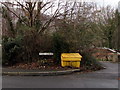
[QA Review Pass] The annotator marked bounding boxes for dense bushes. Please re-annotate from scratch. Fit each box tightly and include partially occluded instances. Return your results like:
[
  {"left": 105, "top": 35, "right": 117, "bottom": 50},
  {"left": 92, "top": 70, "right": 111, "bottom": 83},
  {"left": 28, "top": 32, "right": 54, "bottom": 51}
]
[
  {"left": 2, "top": 28, "right": 103, "bottom": 70},
  {"left": 21, "top": 30, "right": 53, "bottom": 63},
  {"left": 2, "top": 29, "right": 53, "bottom": 66},
  {"left": 52, "top": 33, "right": 70, "bottom": 65},
  {"left": 80, "top": 49, "right": 103, "bottom": 70},
  {"left": 2, "top": 36, "right": 22, "bottom": 65},
  {"left": 2, "top": 25, "right": 103, "bottom": 68},
  {"left": 2, "top": 21, "right": 103, "bottom": 69}
]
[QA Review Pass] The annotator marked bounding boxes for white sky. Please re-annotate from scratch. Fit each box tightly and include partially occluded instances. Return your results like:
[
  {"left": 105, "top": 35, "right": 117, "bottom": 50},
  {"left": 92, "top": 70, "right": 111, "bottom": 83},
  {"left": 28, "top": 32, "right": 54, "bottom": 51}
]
[
  {"left": 58, "top": 0, "right": 119, "bottom": 8},
  {"left": 1, "top": 0, "right": 119, "bottom": 8},
  {"left": 94, "top": 0, "right": 119, "bottom": 8},
  {"left": 1, "top": 0, "right": 119, "bottom": 10}
]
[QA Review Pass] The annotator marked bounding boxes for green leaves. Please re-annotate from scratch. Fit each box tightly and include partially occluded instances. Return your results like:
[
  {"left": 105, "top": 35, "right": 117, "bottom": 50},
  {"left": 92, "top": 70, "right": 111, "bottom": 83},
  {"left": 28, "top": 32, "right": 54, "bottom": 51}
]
[
  {"left": 52, "top": 33, "right": 70, "bottom": 65},
  {"left": 2, "top": 36, "right": 22, "bottom": 65}
]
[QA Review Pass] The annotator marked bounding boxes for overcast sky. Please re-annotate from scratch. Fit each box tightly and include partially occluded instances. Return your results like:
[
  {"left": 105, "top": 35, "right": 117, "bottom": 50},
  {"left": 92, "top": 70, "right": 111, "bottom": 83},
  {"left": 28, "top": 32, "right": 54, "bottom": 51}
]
[
  {"left": 95, "top": 0, "right": 119, "bottom": 8},
  {"left": 54, "top": 0, "right": 119, "bottom": 8},
  {"left": 1, "top": 0, "right": 119, "bottom": 9},
  {"left": 66, "top": 0, "right": 119, "bottom": 8}
]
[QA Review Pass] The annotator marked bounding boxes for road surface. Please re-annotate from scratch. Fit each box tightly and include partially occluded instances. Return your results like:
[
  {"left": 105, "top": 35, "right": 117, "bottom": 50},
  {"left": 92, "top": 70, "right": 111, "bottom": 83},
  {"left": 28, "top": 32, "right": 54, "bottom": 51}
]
[{"left": 2, "top": 62, "right": 119, "bottom": 88}]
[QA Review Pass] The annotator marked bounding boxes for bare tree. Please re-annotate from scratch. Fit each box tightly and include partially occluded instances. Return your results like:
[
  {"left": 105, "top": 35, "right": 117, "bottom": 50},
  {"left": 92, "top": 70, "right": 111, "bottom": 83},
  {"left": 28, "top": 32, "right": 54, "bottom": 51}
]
[
  {"left": 95, "top": 6, "right": 117, "bottom": 49},
  {"left": 54, "top": 1, "right": 101, "bottom": 51},
  {"left": 1, "top": 0, "right": 62, "bottom": 34}
]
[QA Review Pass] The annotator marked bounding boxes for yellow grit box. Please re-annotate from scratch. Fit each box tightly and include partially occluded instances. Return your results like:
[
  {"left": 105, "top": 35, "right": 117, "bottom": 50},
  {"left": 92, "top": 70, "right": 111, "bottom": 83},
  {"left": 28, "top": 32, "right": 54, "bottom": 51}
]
[{"left": 61, "top": 53, "right": 82, "bottom": 68}]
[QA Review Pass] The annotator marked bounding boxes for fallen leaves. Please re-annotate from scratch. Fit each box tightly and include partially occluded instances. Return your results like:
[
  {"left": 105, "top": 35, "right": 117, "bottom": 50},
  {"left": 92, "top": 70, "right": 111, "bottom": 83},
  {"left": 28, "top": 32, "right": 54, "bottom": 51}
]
[
  {"left": 7, "top": 61, "right": 71, "bottom": 70},
  {"left": 6, "top": 60, "right": 103, "bottom": 72}
]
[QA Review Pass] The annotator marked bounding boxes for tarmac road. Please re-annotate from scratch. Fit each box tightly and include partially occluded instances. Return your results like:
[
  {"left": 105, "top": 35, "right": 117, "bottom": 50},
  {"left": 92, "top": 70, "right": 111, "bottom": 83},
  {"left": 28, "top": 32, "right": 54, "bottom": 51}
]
[{"left": 2, "top": 62, "right": 119, "bottom": 88}]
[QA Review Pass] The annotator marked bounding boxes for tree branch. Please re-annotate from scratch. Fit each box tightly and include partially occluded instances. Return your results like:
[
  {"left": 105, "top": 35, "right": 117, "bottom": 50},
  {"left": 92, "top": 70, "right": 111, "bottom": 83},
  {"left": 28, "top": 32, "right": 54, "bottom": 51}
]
[
  {"left": 1, "top": 2, "right": 29, "bottom": 26},
  {"left": 42, "top": 3, "right": 54, "bottom": 14},
  {"left": 38, "top": 6, "right": 62, "bottom": 34}
]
